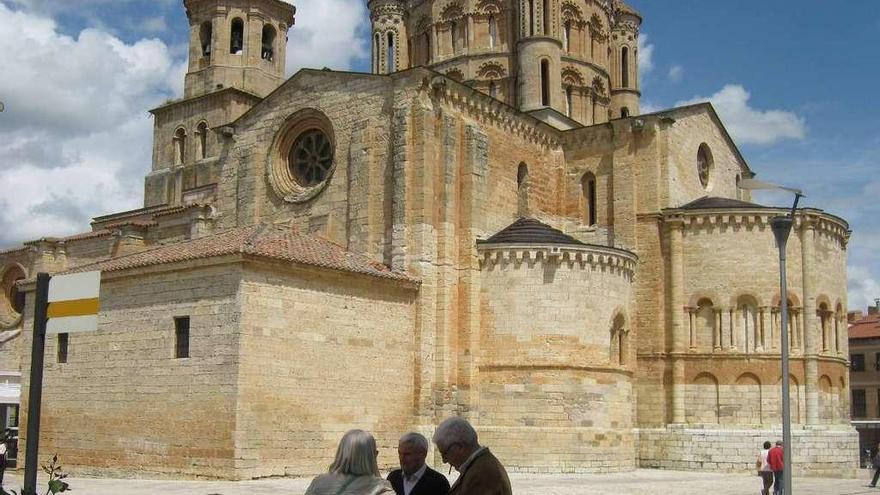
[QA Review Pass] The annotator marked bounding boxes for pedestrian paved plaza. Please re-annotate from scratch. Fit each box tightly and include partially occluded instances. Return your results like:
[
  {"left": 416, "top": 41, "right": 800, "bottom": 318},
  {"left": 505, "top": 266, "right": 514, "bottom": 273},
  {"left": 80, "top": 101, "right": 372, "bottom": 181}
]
[{"left": 3, "top": 469, "right": 878, "bottom": 494}]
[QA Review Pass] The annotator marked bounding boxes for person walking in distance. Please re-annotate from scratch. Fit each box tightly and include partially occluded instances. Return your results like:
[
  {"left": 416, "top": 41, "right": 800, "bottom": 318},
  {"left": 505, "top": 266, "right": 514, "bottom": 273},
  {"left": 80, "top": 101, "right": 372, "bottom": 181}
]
[
  {"left": 768, "top": 440, "right": 784, "bottom": 495},
  {"left": 757, "top": 441, "right": 774, "bottom": 495},
  {"left": 870, "top": 441, "right": 880, "bottom": 487},
  {"left": 387, "top": 432, "right": 450, "bottom": 495}
]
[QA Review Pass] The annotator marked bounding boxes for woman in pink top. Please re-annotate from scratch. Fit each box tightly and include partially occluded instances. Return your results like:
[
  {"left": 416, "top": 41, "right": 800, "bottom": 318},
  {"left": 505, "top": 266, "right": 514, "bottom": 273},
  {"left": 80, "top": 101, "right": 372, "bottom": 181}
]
[{"left": 757, "top": 441, "right": 773, "bottom": 495}]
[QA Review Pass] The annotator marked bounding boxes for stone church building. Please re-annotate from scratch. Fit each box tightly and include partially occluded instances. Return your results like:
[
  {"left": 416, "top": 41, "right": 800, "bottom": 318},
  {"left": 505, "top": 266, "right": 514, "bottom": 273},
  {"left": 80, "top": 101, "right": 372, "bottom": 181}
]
[{"left": 0, "top": 0, "right": 858, "bottom": 480}]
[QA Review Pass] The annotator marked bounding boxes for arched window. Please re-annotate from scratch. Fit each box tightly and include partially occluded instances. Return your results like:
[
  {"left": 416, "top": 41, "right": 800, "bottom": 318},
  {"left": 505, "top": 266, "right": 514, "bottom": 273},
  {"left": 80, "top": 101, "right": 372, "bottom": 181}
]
[
  {"left": 230, "top": 18, "right": 244, "bottom": 54},
  {"left": 581, "top": 172, "right": 596, "bottom": 225},
  {"left": 611, "top": 314, "right": 627, "bottom": 366},
  {"left": 173, "top": 128, "right": 186, "bottom": 166},
  {"left": 489, "top": 81, "right": 497, "bottom": 98},
  {"left": 696, "top": 299, "right": 717, "bottom": 350},
  {"left": 542, "top": 0, "right": 550, "bottom": 35},
  {"left": 565, "top": 87, "right": 573, "bottom": 117},
  {"left": 563, "top": 21, "right": 571, "bottom": 51},
  {"left": 540, "top": 59, "right": 550, "bottom": 106},
  {"left": 620, "top": 107, "right": 629, "bottom": 118},
  {"left": 517, "top": 162, "right": 529, "bottom": 215},
  {"left": 261, "top": 24, "right": 277, "bottom": 61},
  {"left": 835, "top": 303, "right": 843, "bottom": 353},
  {"left": 387, "top": 32, "right": 396, "bottom": 72},
  {"left": 819, "top": 302, "right": 830, "bottom": 352},
  {"left": 374, "top": 33, "right": 381, "bottom": 72},
  {"left": 738, "top": 296, "right": 759, "bottom": 351},
  {"left": 621, "top": 46, "right": 629, "bottom": 88},
  {"left": 450, "top": 21, "right": 458, "bottom": 54},
  {"left": 528, "top": 0, "right": 535, "bottom": 36},
  {"left": 424, "top": 32, "right": 431, "bottom": 64},
  {"left": 196, "top": 122, "right": 208, "bottom": 160},
  {"left": 199, "top": 22, "right": 212, "bottom": 57},
  {"left": 488, "top": 15, "right": 497, "bottom": 49}
]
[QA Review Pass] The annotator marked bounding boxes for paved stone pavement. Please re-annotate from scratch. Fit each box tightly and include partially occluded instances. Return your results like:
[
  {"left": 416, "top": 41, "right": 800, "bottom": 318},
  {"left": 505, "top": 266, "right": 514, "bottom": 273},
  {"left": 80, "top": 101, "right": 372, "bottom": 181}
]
[{"left": 3, "top": 469, "right": 878, "bottom": 494}]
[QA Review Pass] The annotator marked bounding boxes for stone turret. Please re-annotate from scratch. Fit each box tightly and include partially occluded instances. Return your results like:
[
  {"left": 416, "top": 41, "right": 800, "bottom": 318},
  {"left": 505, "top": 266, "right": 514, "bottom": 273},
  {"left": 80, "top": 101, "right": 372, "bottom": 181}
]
[
  {"left": 609, "top": 0, "right": 641, "bottom": 118},
  {"left": 183, "top": 0, "right": 296, "bottom": 98},
  {"left": 369, "top": 0, "right": 408, "bottom": 74}
]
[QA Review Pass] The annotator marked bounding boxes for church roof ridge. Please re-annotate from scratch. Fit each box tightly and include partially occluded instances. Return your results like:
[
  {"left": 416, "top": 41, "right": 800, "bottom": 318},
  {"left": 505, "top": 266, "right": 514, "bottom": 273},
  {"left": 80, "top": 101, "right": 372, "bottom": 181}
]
[{"left": 58, "top": 223, "right": 418, "bottom": 283}]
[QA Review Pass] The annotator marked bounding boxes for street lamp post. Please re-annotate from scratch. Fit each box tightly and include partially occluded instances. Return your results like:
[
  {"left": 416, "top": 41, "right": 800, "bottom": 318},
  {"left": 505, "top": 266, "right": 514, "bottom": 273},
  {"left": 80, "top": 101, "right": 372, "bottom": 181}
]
[{"left": 740, "top": 178, "right": 803, "bottom": 495}]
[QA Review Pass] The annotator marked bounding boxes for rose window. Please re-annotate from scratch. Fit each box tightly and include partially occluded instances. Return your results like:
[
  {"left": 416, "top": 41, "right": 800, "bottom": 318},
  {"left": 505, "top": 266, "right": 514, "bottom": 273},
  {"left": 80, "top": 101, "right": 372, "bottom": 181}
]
[{"left": 288, "top": 130, "right": 333, "bottom": 188}]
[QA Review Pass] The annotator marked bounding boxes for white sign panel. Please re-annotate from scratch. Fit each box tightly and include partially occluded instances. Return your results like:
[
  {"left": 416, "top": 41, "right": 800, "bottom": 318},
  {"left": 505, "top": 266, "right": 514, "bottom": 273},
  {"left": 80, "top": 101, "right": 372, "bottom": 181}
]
[{"left": 46, "top": 271, "right": 101, "bottom": 335}]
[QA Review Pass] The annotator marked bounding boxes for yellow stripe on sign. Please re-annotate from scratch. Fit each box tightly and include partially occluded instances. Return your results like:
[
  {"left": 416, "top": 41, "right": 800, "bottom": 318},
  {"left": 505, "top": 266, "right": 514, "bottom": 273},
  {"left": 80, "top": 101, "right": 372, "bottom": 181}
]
[{"left": 46, "top": 298, "right": 100, "bottom": 319}]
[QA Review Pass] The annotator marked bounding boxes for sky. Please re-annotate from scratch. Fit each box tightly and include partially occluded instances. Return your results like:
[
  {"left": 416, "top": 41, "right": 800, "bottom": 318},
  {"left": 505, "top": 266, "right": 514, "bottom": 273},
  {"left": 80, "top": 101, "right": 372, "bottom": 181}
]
[{"left": 0, "top": 0, "right": 878, "bottom": 310}]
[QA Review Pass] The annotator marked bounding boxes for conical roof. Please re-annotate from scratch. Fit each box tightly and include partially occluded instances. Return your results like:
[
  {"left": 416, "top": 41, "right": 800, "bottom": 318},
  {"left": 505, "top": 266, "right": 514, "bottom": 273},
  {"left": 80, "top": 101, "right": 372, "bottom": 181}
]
[
  {"left": 477, "top": 218, "right": 585, "bottom": 246},
  {"left": 678, "top": 196, "right": 764, "bottom": 210}
]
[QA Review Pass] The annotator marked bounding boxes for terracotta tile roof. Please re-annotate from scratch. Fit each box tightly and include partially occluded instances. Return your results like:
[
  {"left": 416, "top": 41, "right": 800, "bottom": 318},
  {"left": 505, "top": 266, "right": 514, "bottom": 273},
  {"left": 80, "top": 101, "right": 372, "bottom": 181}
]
[
  {"left": 64, "top": 224, "right": 418, "bottom": 283},
  {"left": 478, "top": 218, "right": 585, "bottom": 246},
  {"left": 91, "top": 203, "right": 208, "bottom": 227},
  {"left": 850, "top": 313, "right": 880, "bottom": 340},
  {"left": 678, "top": 196, "right": 765, "bottom": 210},
  {"left": 58, "top": 229, "right": 114, "bottom": 242}
]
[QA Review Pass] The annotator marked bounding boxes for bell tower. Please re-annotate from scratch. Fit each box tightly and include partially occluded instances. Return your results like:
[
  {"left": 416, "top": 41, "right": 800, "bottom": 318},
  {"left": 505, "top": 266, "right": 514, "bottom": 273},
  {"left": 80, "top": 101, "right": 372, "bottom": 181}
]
[
  {"left": 609, "top": 1, "right": 641, "bottom": 118},
  {"left": 183, "top": 0, "right": 296, "bottom": 98},
  {"left": 368, "top": 0, "right": 409, "bottom": 74}
]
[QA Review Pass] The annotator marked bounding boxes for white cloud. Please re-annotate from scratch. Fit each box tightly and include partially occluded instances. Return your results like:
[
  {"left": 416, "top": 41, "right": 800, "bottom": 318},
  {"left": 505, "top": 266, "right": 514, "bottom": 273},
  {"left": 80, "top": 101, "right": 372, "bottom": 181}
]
[
  {"left": 637, "top": 34, "right": 654, "bottom": 76},
  {"left": 849, "top": 265, "right": 880, "bottom": 312},
  {"left": 667, "top": 65, "right": 683, "bottom": 83},
  {"left": 676, "top": 84, "right": 806, "bottom": 145},
  {"left": 0, "top": 3, "right": 183, "bottom": 246},
  {"left": 284, "top": 0, "right": 369, "bottom": 74}
]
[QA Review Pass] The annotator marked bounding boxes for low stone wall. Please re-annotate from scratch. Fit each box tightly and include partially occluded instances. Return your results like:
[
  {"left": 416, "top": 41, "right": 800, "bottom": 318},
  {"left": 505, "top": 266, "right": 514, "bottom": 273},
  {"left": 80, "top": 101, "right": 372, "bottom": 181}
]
[{"left": 637, "top": 425, "right": 859, "bottom": 478}]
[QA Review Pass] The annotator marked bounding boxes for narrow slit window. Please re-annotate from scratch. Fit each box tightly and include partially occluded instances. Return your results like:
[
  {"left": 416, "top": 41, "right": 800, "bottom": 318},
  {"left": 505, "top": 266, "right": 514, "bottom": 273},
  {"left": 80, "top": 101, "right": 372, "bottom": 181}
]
[
  {"left": 175, "top": 316, "right": 190, "bottom": 359},
  {"left": 173, "top": 128, "right": 186, "bottom": 166},
  {"left": 582, "top": 173, "right": 596, "bottom": 225},
  {"left": 196, "top": 122, "right": 208, "bottom": 160},
  {"left": 540, "top": 59, "right": 550, "bottom": 106},
  {"left": 620, "top": 107, "right": 629, "bottom": 118},
  {"left": 57, "top": 333, "right": 68, "bottom": 364},
  {"left": 621, "top": 47, "right": 629, "bottom": 88},
  {"left": 374, "top": 34, "right": 381, "bottom": 72},
  {"left": 563, "top": 22, "right": 571, "bottom": 52},
  {"left": 424, "top": 32, "right": 431, "bottom": 64},
  {"left": 529, "top": 0, "right": 535, "bottom": 36},
  {"left": 450, "top": 21, "right": 457, "bottom": 54},
  {"left": 488, "top": 15, "right": 497, "bottom": 49},
  {"left": 566, "top": 87, "right": 573, "bottom": 117},
  {"left": 542, "top": 0, "right": 550, "bottom": 35},
  {"left": 387, "top": 32, "right": 395, "bottom": 72},
  {"left": 489, "top": 81, "right": 497, "bottom": 98}
]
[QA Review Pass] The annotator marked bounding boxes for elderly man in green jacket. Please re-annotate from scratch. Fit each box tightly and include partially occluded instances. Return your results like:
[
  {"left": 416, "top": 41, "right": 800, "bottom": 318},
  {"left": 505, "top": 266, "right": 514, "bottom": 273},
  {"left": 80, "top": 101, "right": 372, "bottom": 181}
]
[{"left": 432, "top": 417, "right": 512, "bottom": 495}]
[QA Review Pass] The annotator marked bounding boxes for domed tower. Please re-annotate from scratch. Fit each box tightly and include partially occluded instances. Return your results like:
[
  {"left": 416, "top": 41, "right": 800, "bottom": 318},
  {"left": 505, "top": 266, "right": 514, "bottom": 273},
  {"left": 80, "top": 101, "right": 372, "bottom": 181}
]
[
  {"left": 183, "top": 0, "right": 296, "bottom": 98},
  {"left": 609, "top": 0, "right": 641, "bottom": 118},
  {"left": 369, "top": 0, "right": 409, "bottom": 74},
  {"left": 516, "top": 0, "right": 563, "bottom": 113}
]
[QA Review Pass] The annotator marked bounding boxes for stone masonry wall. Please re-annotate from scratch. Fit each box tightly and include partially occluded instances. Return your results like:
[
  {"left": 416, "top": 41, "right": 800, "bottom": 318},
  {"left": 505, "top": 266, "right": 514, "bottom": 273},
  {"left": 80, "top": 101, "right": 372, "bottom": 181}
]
[
  {"left": 638, "top": 426, "right": 859, "bottom": 478},
  {"left": 234, "top": 261, "right": 418, "bottom": 479},
  {"left": 19, "top": 263, "right": 244, "bottom": 479}
]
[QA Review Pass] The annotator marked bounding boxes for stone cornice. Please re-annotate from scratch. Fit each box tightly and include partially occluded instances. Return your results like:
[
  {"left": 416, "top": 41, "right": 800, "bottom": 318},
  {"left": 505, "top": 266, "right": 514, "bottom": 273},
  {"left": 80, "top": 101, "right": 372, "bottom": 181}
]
[
  {"left": 659, "top": 208, "right": 851, "bottom": 247},
  {"left": 421, "top": 72, "right": 561, "bottom": 147},
  {"left": 477, "top": 242, "right": 637, "bottom": 278}
]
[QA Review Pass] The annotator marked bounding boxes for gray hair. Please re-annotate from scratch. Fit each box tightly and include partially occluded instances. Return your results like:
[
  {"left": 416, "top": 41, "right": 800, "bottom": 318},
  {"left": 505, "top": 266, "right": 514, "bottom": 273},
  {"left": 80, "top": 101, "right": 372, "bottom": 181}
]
[
  {"left": 328, "top": 429, "right": 380, "bottom": 477},
  {"left": 399, "top": 432, "right": 429, "bottom": 453},
  {"left": 432, "top": 417, "right": 478, "bottom": 449}
]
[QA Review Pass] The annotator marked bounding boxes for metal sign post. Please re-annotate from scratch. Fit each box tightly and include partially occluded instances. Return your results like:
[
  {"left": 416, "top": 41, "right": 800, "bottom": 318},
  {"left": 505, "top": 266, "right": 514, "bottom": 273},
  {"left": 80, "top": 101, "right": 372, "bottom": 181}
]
[
  {"left": 23, "top": 273, "right": 50, "bottom": 495},
  {"left": 23, "top": 270, "right": 101, "bottom": 495}
]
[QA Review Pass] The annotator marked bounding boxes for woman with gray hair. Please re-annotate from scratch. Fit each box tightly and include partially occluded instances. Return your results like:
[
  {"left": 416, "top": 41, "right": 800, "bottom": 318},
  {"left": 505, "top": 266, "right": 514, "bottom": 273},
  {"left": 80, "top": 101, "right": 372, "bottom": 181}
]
[{"left": 305, "top": 429, "right": 395, "bottom": 495}]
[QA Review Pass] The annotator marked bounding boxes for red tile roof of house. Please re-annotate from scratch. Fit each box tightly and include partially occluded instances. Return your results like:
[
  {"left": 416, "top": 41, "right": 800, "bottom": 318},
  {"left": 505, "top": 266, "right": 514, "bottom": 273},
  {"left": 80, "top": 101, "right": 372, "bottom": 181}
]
[
  {"left": 850, "top": 313, "right": 880, "bottom": 340},
  {"left": 64, "top": 223, "right": 418, "bottom": 283}
]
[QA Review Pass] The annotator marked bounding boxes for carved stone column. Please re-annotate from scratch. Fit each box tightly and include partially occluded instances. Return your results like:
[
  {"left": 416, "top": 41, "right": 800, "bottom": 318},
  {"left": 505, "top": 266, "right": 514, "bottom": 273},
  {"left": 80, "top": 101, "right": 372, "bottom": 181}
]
[
  {"left": 669, "top": 219, "right": 687, "bottom": 424},
  {"left": 800, "top": 218, "right": 819, "bottom": 425}
]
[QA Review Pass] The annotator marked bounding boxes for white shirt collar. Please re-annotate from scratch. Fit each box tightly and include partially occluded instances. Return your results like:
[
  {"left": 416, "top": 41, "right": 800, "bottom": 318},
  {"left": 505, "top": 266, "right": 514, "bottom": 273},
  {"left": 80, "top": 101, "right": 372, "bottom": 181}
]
[{"left": 404, "top": 463, "right": 428, "bottom": 482}]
